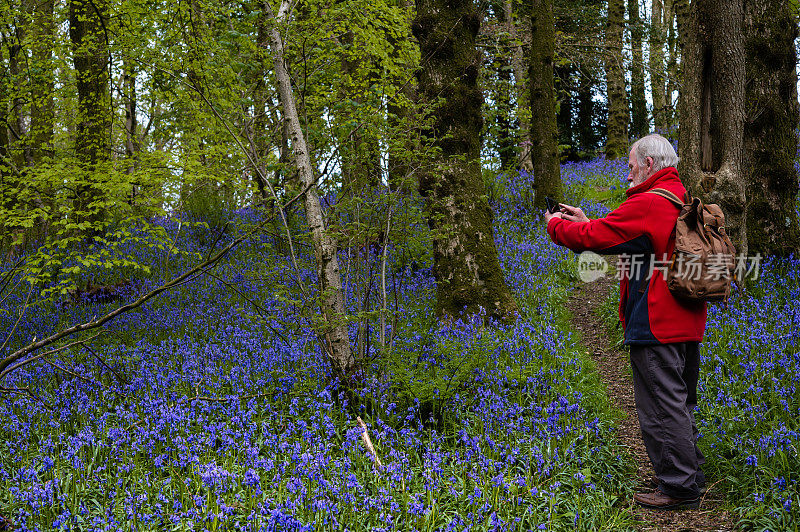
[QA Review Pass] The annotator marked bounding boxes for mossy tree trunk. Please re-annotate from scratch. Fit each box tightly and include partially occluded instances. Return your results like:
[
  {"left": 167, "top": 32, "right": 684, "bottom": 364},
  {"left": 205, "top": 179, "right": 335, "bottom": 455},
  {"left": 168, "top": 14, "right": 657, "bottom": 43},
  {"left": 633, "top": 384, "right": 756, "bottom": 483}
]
[
  {"left": 675, "top": 0, "right": 747, "bottom": 255},
  {"left": 7, "top": 14, "right": 27, "bottom": 169},
  {"left": 604, "top": 0, "right": 628, "bottom": 159},
  {"left": 337, "top": 30, "right": 382, "bottom": 196},
  {"left": 69, "top": 0, "right": 111, "bottom": 230},
  {"left": 30, "top": 0, "right": 55, "bottom": 165},
  {"left": 123, "top": 60, "right": 138, "bottom": 181},
  {"left": 0, "top": 43, "right": 14, "bottom": 253},
  {"left": 743, "top": 0, "right": 800, "bottom": 256},
  {"left": 628, "top": 0, "right": 648, "bottom": 137},
  {"left": 252, "top": 1, "right": 271, "bottom": 205},
  {"left": 529, "top": 0, "right": 563, "bottom": 206},
  {"left": 70, "top": 0, "right": 110, "bottom": 165},
  {"left": 412, "top": 0, "right": 518, "bottom": 322},
  {"left": 387, "top": 0, "right": 416, "bottom": 193}
]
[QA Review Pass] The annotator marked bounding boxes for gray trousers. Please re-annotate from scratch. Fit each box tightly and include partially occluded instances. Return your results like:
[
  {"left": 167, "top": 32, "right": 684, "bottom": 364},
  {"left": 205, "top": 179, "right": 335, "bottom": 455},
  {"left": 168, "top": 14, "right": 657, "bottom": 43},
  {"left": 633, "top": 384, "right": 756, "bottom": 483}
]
[{"left": 629, "top": 342, "right": 705, "bottom": 499}]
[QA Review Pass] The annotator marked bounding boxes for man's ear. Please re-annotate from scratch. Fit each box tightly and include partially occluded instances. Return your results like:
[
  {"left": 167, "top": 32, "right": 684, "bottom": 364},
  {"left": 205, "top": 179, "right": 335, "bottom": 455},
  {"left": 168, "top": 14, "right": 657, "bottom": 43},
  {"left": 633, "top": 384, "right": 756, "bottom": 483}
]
[{"left": 646, "top": 156, "right": 654, "bottom": 172}]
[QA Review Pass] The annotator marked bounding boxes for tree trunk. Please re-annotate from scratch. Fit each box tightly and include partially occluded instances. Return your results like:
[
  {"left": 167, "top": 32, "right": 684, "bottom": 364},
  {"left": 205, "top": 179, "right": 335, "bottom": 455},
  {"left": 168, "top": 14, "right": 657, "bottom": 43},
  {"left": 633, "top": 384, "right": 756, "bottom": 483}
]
[
  {"left": 530, "top": 0, "right": 563, "bottom": 205},
  {"left": 0, "top": 42, "right": 14, "bottom": 253},
  {"left": 70, "top": 0, "right": 110, "bottom": 166},
  {"left": 29, "top": 0, "right": 55, "bottom": 164},
  {"left": 650, "top": 0, "right": 668, "bottom": 131},
  {"left": 664, "top": 0, "right": 679, "bottom": 127},
  {"left": 266, "top": 0, "right": 356, "bottom": 377},
  {"left": 69, "top": 0, "right": 111, "bottom": 229},
  {"left": 676, "top": 0, "right": 747, "bottom": 255},
  {"left": 577, "top": 69, "right": 599, "bottom": 155},
  {"left": 7, "top": 22, "right": 28, "bottom": 168},
  {"left": 413, "top": 0, "right": 518, "bottom": 321},
  {"left": 387, "top": 0, "right": 416, "bottom": 192},
  {"left": 337, "top": 30, "right": 382, "bottom": 195},
  {"left": 604, "top": 0, "right": 628, "bottom": 159},
  {"left": 252, "top": 0, "right": 272, "bottom": 206},
  {"left": 628, "top": 0, "right": 648, "bottom": 137},
  {"left": 506, "top": 0, "right": 533, "bottom": 174},
  {"left": 123, "top": 61, "right": 138, "bottom": 173},
  {"left": 386, "top": 85, "right": 417, "bottom": 192},
  {"left": 555, "top": 64, "right": 574, "bottom": 156},
  {"left": 493, "top": 5, "right": 515, "bottom": 173},
  {"left": 743, "top": 0, "right": 800, "bottom": 256}
]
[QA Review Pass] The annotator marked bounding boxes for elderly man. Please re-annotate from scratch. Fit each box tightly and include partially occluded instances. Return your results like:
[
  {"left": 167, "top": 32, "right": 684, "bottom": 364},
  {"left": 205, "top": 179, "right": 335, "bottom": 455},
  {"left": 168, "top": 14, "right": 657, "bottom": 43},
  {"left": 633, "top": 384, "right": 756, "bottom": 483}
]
[{"left": 545, "top": 134, "right": 707, "bottom": 509}]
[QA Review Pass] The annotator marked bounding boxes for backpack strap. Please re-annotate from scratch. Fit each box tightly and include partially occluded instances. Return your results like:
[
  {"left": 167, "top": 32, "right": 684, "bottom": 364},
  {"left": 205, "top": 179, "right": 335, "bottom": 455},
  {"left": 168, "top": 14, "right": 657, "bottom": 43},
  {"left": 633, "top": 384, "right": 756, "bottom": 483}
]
[{"left": 646, "top": 188, "right": 685, "bottom": 207}]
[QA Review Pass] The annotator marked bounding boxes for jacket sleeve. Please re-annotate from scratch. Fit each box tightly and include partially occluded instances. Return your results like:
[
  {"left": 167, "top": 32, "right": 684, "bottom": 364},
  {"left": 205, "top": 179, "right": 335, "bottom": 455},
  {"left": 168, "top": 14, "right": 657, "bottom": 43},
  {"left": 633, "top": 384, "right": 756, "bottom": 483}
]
[{"left": 546, "top": 196, "right": 655, "bottom": 255}]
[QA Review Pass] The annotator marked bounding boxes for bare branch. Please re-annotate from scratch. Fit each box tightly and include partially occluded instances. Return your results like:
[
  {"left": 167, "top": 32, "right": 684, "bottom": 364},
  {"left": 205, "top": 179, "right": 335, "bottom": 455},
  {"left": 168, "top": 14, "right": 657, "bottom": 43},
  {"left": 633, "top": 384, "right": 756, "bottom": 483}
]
[
  {"left": 0, "top": 333, "right": 102, "bottom": 382},
  {"left": 0, "top": 189, "right": 310, "bottom": 387},
  {"left": 82, "top": 342, "right": 129, "bottom": 386},
  {"left": 0, "top": 284, "right": 33, "bottom": 353}
]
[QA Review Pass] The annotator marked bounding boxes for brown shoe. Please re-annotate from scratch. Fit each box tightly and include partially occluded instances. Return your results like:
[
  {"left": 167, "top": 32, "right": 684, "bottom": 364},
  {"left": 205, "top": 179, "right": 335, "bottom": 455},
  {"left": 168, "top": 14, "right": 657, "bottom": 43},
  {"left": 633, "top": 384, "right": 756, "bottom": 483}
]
[
  {"left": 648, "top": 476, "right": 707, "bottom": 494},
  {"left": 634, "top": 489, "right": 700, "bottom": 510}
]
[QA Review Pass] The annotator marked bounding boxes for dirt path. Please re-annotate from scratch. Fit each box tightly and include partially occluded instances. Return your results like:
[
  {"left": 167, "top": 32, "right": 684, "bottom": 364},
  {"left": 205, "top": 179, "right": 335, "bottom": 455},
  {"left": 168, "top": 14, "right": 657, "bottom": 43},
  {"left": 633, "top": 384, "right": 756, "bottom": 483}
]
[{"left": 567, "top": 272, "right": 736, "bottom": 531}]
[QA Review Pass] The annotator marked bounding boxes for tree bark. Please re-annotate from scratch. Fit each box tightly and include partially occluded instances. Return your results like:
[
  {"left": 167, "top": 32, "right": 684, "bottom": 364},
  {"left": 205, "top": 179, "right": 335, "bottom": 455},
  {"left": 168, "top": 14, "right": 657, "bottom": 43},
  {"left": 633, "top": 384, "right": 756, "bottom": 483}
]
[
  {"left": 664, "top": 0, "right": 678, "bottom": 127},
  {"left": 337, "top": 30, "right": 382, "bottom": 195},
  {"left": 70, "top": 0, "right": 110, "bottom": 167},
  {"left": 252, "top": 0, "right": 272, "bottom": 206},
  {"left": 0, "top": 42, "right": 14, "bottom": 253},
  {"left": 506, "top": 0, "right": 533, "bottom": 174},
  {"left": 676, "top": 0, "right": 747, "bottom": 255},
  {"left": 628, "top": 0, "right": 648, "bottom": 137},
  {"left": 413, "top": 0, "right": 518, "bottom": 321},
  {"left": 577, "top": 69, "right": 599, "bottom": 155},
  {"left": 69, "top": 0, "right": 111, "bottom": 231},
  {"left": 530, "top": 0, "right": 563, "bottom": 204},
  {"left": 743, "top": 0, "right": 800, "bottom": 256},
  {"left": 123, "top": 61, "right": 138, "bottom": 174},
  {"left": 387, "top": 0, "right": 416, "bottom": 192},
  {"left": 266, "top": 0, "right": 355, "bottom": 377},
  {"left": 493, "top": 3, "right": 515, "bottom": 172},
  {"left": 29, "top": 0, "right": 55, "bottom": 164},
  {"left": 650, "top": 0, "right": 668, "bottom": 131},
  {"left": 604, "top": 0, "right": 628, "bottom": 159},
  {"left": 7, "top": 20, "right": 27, "bottom": 168},
  {"left": 555, "top": 64, "right": 575, "bottom": 157}
]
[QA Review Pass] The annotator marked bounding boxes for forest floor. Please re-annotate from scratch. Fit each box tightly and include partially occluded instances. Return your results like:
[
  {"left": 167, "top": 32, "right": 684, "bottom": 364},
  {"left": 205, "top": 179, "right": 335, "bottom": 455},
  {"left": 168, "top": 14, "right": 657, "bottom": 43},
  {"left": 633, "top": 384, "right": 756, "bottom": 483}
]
[{"left": 567, "top": 271, "right": 738, "bottom": 532}]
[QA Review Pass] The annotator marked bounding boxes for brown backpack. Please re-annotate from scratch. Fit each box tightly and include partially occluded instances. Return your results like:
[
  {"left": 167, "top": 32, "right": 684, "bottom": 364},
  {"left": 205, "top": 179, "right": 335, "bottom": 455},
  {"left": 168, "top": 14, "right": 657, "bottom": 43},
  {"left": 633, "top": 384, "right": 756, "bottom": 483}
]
[{"left": 646, "top": 188, "right": 737, "bottom": 303}]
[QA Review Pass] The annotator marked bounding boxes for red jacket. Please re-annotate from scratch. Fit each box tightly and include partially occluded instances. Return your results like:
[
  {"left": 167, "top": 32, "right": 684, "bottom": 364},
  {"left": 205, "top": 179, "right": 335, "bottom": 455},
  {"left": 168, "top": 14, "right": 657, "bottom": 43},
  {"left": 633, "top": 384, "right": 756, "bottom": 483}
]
[{"left": 547, "top": 167, "right": 706, "bottom": 345}]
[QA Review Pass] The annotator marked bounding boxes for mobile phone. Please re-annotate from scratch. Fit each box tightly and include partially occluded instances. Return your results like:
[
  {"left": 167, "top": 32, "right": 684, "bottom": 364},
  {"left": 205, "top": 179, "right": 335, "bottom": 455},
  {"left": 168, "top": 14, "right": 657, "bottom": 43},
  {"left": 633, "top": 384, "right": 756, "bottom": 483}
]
[{"left": 545, "top": 197, "right": 559, "bottom": 214}]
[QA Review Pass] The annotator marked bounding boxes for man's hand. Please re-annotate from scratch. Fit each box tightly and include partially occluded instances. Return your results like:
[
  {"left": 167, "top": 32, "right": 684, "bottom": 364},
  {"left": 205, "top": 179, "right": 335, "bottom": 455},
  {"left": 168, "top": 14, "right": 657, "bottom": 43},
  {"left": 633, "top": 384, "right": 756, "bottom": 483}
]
[
  {"left": 544, "top": 209, "right": 563, "bottom": 224},
  {"left": 558, "top": 203, "right": 590, "bottom": 223}
]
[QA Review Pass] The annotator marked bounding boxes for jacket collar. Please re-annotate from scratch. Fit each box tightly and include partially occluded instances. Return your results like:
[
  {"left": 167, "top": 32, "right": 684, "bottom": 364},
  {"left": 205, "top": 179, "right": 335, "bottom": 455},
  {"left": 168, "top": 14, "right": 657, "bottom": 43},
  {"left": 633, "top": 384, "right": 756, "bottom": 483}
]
[{"left": 625, "top": 166, "right": 680, "bottom": 197}]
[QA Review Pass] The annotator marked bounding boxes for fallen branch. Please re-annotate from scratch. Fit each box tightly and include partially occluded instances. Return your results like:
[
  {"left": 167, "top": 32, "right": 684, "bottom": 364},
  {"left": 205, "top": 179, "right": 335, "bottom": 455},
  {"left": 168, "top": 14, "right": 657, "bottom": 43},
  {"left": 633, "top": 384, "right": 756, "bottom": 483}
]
[
  {"left": 0, "top": 189, "right": 310, "bottom": 389},
  {"left": 0, "top": 333, "right": 102, "bottom": 382},
  {"left": 356, "top": 416, "right": 383, "bottom": 468},
  {"left": 0, "top": 385, "right": 53, "bottom": 411}
]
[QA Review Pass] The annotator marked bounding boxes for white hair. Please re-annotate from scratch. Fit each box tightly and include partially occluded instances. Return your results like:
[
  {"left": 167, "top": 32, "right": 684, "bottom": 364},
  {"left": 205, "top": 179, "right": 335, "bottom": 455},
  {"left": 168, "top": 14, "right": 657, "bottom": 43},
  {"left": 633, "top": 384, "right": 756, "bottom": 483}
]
[{"left": 631, "top": 134, "right": 679, "bottom": 172}]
